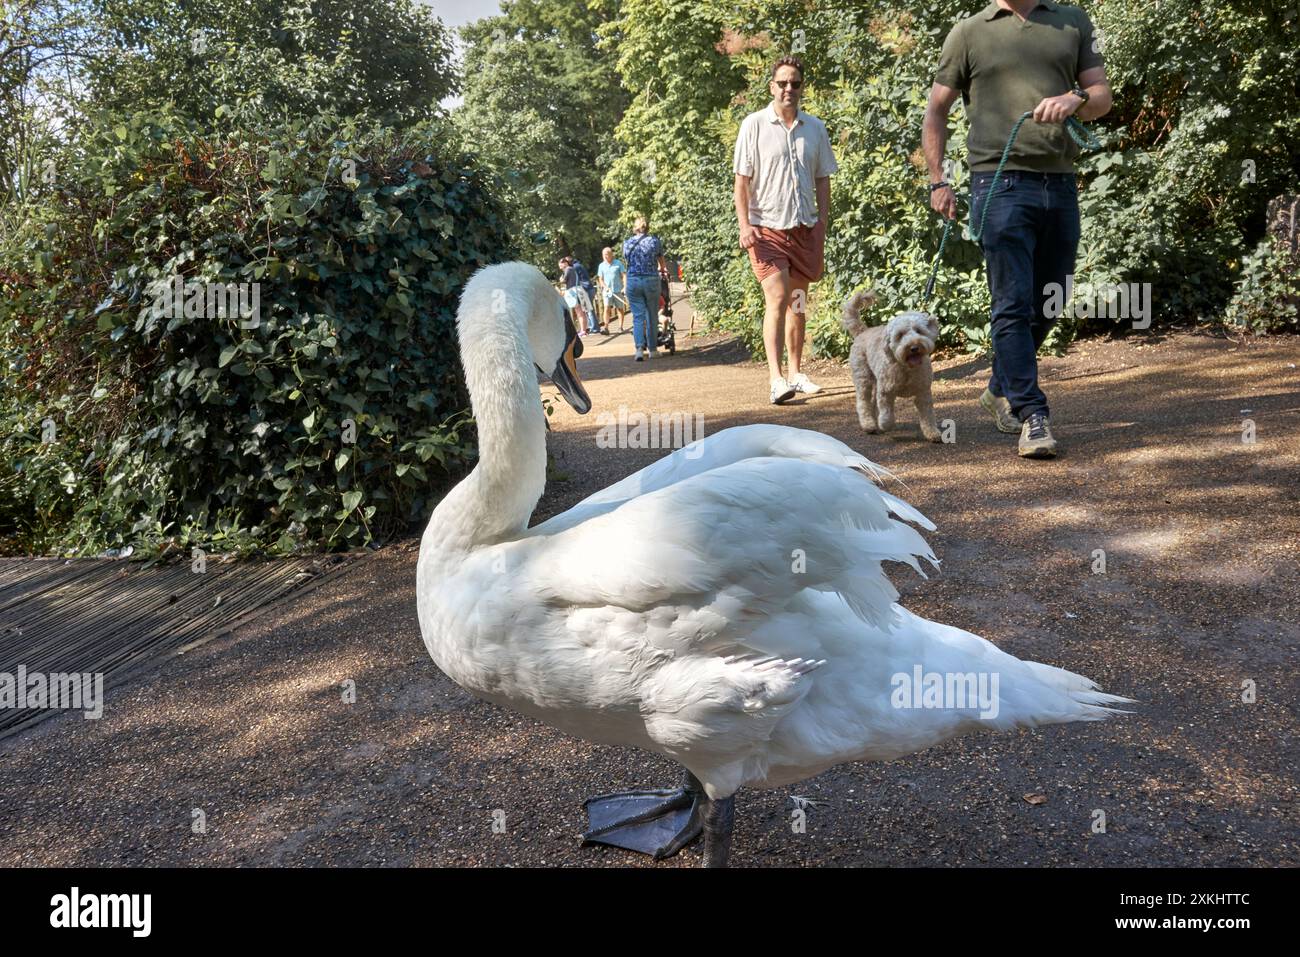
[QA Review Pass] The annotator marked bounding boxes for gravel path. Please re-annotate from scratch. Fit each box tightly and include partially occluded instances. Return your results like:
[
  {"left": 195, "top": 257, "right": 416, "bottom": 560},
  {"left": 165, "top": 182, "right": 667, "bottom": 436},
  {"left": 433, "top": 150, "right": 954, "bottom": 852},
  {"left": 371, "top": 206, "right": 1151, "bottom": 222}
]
[{"left": 3, "top": 298, "right": 1297, "bottom": 867}]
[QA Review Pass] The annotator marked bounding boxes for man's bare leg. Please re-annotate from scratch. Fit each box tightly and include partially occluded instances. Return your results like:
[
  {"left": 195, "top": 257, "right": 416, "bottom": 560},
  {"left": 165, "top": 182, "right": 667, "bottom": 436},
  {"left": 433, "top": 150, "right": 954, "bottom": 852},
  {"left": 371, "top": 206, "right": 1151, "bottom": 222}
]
[
  {"left": 760, "top": 268, "right": 793, "bottom": 382},
  {"left": 785, "top": 277, "right": 810, "bottom": 379}
]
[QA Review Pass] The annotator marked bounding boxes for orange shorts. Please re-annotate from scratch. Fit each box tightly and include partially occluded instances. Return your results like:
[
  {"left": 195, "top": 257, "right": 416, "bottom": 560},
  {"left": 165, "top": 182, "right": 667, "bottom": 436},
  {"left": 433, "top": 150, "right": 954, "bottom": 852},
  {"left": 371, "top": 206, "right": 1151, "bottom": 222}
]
[{"left": 747, "top": 224, "right": 825, "bottom": 284}]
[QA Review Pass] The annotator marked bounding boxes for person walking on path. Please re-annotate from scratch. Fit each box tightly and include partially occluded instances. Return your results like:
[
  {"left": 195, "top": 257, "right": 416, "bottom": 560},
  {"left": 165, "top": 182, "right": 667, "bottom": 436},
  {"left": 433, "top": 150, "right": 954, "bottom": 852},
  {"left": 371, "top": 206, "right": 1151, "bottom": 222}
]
[
  {"left": 622, "top": 217, "right": 668, "bottom": 362},
  {"left": 597, "top": 247, "right": 628, "bottom": 333},
  {"left": 733, "top": 55, "right": 837, "bottom": 405},
  {"left": 573, "top": 257, "right": 602, "bottom": 335},
  {"left": 923, "top": 0, "right": 1111, "bottom": 458},
  {"left": 559, "top": 257, "right": 590, "bottom": 336}
]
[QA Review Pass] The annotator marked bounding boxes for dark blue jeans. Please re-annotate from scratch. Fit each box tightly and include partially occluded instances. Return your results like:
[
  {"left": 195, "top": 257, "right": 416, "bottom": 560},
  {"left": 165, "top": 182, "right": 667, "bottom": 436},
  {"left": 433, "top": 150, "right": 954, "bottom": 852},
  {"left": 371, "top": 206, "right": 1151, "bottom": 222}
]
[{"left": 971, "top": 170, "right": 1080, "bottom": 421}]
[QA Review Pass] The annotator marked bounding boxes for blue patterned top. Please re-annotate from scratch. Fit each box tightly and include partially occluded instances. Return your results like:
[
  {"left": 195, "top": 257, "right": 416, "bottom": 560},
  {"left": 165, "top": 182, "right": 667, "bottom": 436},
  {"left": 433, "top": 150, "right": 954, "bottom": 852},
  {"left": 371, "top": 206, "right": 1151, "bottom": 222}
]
[{"left": 622, "top": 233, "right": 664, "bottom": 277}]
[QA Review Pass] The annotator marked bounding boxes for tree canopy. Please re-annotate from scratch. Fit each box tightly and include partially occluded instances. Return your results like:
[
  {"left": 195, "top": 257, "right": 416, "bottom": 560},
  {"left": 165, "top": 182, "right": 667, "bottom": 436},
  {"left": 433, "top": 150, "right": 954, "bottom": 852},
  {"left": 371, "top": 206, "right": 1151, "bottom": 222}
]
[{"left": 455, "top": 0, "right": 628, "bottom": 270}]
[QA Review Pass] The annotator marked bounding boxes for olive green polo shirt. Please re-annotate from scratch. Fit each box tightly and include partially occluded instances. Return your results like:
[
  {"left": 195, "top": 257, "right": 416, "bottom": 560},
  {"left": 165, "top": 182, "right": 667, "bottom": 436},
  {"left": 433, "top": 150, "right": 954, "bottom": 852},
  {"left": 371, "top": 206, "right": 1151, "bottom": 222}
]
[{"left": 935, "top": 1, "right": 1104, "bottom": 172}]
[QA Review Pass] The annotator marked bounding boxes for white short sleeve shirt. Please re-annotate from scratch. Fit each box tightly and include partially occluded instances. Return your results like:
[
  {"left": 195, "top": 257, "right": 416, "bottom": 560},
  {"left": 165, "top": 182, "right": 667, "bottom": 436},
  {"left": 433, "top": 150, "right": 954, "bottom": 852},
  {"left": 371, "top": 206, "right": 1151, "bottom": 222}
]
[{"left": 733, "top": 105, "right": 838, "bottom": 230}]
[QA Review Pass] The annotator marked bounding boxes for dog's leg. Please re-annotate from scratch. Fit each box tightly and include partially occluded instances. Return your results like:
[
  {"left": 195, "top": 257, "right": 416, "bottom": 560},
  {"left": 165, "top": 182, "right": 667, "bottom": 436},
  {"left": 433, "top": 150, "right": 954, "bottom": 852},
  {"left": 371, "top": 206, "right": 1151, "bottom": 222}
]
[
  {"left": 876, "top": 386, "right": 896, "bottom": 433},
  {"left": 915, "top": 392, "right": 942, "bottom": 443},
  {"left": 857, "top": 373, "right": 879, "bottom": 432}
]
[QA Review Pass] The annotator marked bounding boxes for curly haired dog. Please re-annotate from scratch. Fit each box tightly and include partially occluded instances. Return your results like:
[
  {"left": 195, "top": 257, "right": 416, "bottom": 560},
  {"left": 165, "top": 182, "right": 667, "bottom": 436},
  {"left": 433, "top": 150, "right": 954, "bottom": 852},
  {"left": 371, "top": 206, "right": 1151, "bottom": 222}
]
[{"left": 842, "top": 291, "right": 942, "bottom": 442}]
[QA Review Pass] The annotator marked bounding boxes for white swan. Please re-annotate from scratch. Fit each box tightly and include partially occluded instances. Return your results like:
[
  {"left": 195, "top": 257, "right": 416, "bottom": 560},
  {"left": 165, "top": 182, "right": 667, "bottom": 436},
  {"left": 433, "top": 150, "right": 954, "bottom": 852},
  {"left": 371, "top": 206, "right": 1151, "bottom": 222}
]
[{"left": 417, "top": 261, "right": 1130, "bottom": 867}]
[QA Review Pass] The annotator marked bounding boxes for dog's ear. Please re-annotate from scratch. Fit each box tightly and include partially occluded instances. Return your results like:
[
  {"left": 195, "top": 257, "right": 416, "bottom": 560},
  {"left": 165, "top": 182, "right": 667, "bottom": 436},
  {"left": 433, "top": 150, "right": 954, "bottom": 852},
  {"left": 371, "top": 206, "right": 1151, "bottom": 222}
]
[
  {"left": 922, "top": 314, "right": 940, "bottom": 339},
  {"left": 886, "top": 316, "right": 906, "bottom": 355}
]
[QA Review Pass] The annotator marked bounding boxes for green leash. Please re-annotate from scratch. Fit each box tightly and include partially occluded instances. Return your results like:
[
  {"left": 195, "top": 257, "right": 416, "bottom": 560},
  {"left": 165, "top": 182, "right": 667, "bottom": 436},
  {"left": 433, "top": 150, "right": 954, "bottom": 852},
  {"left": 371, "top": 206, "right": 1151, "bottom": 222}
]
[{"left": 922, "top": 111, "right": 1102, "bottom": 304}]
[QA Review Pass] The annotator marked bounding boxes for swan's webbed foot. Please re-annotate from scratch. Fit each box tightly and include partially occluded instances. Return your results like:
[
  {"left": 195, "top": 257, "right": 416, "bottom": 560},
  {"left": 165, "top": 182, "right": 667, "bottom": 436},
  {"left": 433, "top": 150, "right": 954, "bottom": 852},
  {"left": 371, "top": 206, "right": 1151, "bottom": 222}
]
[{"left": 581, "top": 785, "right": 702, "bottom": 860}]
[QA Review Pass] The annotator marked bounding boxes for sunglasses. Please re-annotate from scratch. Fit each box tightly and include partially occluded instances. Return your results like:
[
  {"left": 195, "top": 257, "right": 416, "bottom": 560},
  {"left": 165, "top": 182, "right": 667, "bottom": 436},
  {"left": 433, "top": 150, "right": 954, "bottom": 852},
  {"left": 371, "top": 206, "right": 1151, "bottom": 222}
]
[{"left": 773, "top": 79, "right": 803, "bottom": 90}]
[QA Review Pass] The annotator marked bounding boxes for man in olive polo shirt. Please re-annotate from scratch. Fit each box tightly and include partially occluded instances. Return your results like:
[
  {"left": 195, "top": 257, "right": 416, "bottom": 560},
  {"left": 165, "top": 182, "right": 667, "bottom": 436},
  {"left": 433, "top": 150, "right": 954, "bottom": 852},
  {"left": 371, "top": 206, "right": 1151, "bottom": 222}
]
[{"left": 923, "top": 0, "right": 1112, "bottom": 458}]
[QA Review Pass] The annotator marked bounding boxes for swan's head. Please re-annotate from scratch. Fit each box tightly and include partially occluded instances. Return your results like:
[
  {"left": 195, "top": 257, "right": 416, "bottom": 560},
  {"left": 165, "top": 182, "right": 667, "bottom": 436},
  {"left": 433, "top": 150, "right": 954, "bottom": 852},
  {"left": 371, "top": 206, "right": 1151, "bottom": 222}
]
[
  {"left": 457, "top": 262, "right": 592, "bottom": 415},
  {"left": 531, "top": 301, "right": 592, "bottom": 415}
]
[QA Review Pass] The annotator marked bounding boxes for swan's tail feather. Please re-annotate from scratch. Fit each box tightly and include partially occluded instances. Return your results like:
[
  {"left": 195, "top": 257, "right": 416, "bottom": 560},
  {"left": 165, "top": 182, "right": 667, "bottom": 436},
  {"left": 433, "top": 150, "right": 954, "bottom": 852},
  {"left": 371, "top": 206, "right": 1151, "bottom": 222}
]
[
  {"left": 889, "top": 609, "right": 1136, "bottom": 734},
  {"left": 1017, "top": 659, "right": 1136, "bottom": 722},
  {"left": 1022, "top": 660, "right": 1136, "bottom": 704}
]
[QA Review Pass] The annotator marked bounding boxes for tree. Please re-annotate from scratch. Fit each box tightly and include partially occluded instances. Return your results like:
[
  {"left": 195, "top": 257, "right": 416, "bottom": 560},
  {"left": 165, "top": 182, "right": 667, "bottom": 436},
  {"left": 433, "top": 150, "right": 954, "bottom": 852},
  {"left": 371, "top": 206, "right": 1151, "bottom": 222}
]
[
  {"left": 455, "top": 0, "right": 628, "bottom": 273},
  {"left": 81, "top": 0, "right": 458, "bottom": 130},
  {"left": 0, "top": 0, "right": 94, "bottom": 209}
]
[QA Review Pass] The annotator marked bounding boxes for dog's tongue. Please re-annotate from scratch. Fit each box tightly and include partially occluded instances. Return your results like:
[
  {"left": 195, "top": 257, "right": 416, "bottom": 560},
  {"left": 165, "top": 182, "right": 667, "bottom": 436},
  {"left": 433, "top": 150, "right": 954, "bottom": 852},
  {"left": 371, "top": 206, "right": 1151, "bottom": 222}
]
[{"left": 906, "top": 353, "right": 924, "bottom": 366}]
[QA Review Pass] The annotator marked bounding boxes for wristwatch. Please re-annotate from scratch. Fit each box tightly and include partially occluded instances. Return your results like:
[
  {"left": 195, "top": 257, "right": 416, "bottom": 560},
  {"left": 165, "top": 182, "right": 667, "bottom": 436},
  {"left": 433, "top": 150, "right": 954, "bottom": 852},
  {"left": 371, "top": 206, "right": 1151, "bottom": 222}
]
[
  {"left": 1069, "top": 85, "right": 1091, "bottom": 104},
  {"left": 930, "top": 182, "right": 952, "bottom": 192}
]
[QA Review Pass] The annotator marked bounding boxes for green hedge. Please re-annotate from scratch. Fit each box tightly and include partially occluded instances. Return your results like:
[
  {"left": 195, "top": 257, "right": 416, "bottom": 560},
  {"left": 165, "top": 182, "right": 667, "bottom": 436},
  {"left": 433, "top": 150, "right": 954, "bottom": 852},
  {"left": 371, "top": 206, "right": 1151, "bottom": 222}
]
[{"left": 1, "top": 108, "right": 512, "bottom": 555}]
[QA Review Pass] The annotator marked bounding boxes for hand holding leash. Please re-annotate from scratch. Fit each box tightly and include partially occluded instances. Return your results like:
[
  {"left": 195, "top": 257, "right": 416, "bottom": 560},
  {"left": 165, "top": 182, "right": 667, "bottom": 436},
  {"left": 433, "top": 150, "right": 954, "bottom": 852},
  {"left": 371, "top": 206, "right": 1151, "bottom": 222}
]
[
  {"left": 1032, "top": 92, "right": 1084, "bottom": 125},
  {"left": 930, "top": 182, "right": 957, "bottom": 220}
]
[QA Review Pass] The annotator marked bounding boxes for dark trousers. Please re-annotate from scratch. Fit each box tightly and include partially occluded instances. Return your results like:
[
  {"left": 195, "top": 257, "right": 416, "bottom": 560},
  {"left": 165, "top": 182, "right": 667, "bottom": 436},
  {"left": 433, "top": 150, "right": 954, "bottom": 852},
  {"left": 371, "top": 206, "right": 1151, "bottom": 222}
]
[{"left": 971, "top": 170, "right": 1080, "bottom": 421}]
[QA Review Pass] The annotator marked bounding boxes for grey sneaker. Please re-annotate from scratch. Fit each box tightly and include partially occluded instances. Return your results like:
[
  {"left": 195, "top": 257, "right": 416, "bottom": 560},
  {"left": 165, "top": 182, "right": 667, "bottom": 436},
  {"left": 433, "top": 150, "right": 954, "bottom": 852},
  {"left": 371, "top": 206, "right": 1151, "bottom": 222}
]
[
  {"left": 980, "top": 389, "right": 1019, "bottom": 433},
  {"left": 790, "top": 373, "right": 822, "bottom": 395},
  {"left": 770, "top": 377, "right": 796, "bottom": 404},
  {"left": 1018, "top": 413, "right": 1058, "bottom": 458}
]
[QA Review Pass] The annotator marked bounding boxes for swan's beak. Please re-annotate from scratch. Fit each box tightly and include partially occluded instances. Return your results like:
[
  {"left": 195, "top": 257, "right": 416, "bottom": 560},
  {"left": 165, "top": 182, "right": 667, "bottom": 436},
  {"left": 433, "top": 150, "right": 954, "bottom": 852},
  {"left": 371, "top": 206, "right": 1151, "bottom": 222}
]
[{"left": 543, "top": 311, "right": 591, "bottom": 414}]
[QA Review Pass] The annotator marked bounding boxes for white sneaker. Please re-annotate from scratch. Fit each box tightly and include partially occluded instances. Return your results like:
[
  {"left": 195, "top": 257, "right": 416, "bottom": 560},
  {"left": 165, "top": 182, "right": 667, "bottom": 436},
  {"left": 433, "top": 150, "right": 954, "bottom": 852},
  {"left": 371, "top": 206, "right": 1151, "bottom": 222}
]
[
  {"left": 790, "top": 373, "right": 821, "bottom": 395},
  {"left": 634, "top": 348, "right": 644, "bottom": 361},
  {"left": 770, "top": 377, "right": 796, "bottom": 404},
  {"left": 646, "top": 350, "right": 655, "bottom": 360}
]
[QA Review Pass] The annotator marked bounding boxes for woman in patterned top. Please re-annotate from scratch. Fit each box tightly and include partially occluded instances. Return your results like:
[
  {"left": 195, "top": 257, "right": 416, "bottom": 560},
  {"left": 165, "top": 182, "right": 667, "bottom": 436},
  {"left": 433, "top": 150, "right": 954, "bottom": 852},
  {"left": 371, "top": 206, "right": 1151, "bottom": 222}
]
[{"left": 621, "top": 216, "right": 667, "bottom": 362}]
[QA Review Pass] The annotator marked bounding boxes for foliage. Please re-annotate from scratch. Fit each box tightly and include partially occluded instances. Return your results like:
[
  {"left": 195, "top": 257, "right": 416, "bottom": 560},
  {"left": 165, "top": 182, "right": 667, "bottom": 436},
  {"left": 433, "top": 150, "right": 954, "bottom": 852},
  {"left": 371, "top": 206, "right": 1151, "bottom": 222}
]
[
  {"left": 0, "top": 1, "right": 92, "bottom": 207},
  {"left": 1071, "top": 0, "right": 1300, "bottom": 329},
  {"left": 0, "top": 107, "right": 511, "bottom": 555},
  {"left": 81, "top": 0, "right": 458, "bottom": 132},
  {"left": 455, "top": 0, "right": 629, "bottom": 274},
  {"left": 1223, "top": 239, "right": 1300, "bottom": 333}
]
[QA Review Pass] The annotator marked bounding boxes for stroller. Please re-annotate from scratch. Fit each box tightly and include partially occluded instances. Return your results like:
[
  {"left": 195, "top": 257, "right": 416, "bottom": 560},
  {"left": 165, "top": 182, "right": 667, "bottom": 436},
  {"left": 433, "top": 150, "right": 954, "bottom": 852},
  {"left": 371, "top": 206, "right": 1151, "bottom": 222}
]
[{"left": 655, "top": 270, "right": 677, "bottom": 354}]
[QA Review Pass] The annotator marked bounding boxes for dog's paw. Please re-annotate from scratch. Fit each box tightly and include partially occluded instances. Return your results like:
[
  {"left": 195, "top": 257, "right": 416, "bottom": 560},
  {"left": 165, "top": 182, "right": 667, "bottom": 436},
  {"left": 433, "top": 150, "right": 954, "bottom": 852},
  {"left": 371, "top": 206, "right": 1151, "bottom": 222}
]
[{"left": 921, "top": 428, "right": 943, "bottom": 443}]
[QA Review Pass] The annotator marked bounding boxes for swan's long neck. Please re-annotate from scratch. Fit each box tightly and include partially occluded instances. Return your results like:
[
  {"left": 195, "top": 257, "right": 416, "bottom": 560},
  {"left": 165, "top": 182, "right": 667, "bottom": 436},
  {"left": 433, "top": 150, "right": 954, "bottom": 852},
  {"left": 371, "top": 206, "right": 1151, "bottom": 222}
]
[{"left": 424, "top": 315, "right": 547, "bottom": 557}]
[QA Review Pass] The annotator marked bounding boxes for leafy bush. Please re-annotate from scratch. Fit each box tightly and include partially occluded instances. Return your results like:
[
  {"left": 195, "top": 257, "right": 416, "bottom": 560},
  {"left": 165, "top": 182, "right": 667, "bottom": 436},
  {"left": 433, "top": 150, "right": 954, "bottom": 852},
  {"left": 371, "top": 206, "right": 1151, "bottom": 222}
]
[
  {"left": 1070, "top": 0, "right": 1300, "bottom": 328},
  {"left": 0, "top": 107, "right": 512, "bottom": 555},
  {"left": 1224, "top": 238, "right": 1300, "bottom": 333}
]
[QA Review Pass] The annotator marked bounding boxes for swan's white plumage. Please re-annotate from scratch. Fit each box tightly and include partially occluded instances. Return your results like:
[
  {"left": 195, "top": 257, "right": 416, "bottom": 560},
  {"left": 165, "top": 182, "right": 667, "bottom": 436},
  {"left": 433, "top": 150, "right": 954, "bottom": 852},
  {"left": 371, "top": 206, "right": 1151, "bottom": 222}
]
[{"left": 417, "top": 262, "right": 1130, "bottom": 801}]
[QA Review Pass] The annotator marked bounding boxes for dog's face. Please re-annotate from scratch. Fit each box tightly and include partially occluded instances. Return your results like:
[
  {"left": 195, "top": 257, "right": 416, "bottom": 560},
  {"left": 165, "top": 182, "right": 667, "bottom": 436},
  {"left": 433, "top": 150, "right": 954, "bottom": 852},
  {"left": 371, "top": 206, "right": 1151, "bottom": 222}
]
[{"left": 886, "top": 312, "right": 939, "bottom": 367}]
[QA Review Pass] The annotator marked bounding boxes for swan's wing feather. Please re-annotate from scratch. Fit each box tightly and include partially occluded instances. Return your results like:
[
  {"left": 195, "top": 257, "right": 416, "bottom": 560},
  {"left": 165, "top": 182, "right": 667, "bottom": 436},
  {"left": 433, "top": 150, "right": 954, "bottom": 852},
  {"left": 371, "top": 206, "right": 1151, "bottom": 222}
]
[
  {"left": 530, "top": 455, "right": 936, "bottom": 646},
  {"left": 525, "top": 451, "right": 938, "bottom": 778},
  {"left": 531, "top": 424, "right": 931, "bottom": 533}
]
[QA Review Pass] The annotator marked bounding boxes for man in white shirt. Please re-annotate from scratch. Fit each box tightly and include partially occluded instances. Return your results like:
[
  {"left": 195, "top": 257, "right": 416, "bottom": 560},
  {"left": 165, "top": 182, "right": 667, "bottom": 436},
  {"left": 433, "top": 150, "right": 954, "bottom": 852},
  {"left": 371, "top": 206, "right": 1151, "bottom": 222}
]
[{"left": 733, "top": 55, "right": 838, "bottom": 404}]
